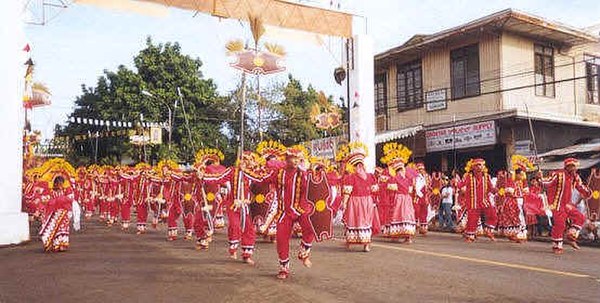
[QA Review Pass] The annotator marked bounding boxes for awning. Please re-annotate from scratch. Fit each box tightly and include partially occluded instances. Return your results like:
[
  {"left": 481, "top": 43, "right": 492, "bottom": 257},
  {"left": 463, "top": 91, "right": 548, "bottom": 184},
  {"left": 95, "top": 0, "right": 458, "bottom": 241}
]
[
  {"left": 538, "top": 141, "right": 600, "bottom": 157},
  {"left": 539, "top": 158, "right": 600, "bottom": 171},
  {"left": 375, "top": 125, "right": 422, "bottom": 144},
  {"left": 76, "top": 0, "right": 353, "bottom": 37}
]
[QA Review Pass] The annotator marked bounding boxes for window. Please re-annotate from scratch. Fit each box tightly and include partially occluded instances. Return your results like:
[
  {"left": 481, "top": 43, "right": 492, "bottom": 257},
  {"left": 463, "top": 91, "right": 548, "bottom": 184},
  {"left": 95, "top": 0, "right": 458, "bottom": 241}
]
[
  {"left": 396, "top": 60, "right": 423, "bottom": 111},
  {"left": 451, "top": 44, "right": 480, "bottom": 99},
  {"left": 585, "top": 55, "right": 600, "bottom": 105},
  {"left": 374, "top": 74, "right": 387, "bottom": 115},
  {"left": 534, "top": 44, "right": 555, "bottom": 97}
]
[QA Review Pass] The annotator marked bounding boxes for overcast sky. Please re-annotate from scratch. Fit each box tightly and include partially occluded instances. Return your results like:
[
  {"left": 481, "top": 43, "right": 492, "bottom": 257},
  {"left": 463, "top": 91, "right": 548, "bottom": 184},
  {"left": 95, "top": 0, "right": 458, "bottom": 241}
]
[{"left": 24, "top": 0, "right": 600, "bottom": 139}]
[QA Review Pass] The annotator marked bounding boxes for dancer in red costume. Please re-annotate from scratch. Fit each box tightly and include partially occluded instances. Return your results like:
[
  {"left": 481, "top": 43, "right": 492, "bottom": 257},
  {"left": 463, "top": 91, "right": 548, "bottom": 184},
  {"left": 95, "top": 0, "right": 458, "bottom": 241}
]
[
  {"left": 119, "top": 167, "right": 141, "bottom": 230},
  {"left": 413, "top": 163, "right": 432, "bottom": 235},
  {"left": 459, "top": 158, "right": 498, "bottom": 243},
  {"left": 497, "top": 155, "right": 532, "bottom": 243},
  {"left": 268, "top": 147, "right": 317, "bottom": 279},
  {"left": 193, "top": 148, "right": 227, "bottom": 249},
  {"left": 379, "top": 142, "right": 416, "bottom": 243},
  {"left": 36, "top": 159, "right": 77, "bottom": 252},
  {"left": 337, "top": 142, "right": 380, "bottom": 252},
  {"left": 200, "top": 152, "right": 268, "bottom": 265},
  {"left": 540, "top": 158, "right": 591, "bottom": 254}
]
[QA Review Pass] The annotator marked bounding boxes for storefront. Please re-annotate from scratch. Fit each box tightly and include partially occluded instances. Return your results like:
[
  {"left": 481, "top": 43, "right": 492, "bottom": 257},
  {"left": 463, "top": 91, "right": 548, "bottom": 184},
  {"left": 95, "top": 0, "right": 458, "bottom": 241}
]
[
  {"left": 423, "top": 120, "right": 507, "bottom": 174},
  {"left": 376, "top": 113, "right": 600, "bottom": 175}
]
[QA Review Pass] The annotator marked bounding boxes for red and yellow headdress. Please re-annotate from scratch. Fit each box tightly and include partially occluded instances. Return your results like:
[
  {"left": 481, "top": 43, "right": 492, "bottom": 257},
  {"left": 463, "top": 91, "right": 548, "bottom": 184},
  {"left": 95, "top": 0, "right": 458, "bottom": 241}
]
[
  {"left": 511, "top": 154, "right": 534, "bottom": 172},
  {"left": 237, "top": 151, "right": 268, "bottom": 178},
  {"left": 336, "top": 141, "right": 368, "bottom": 172},
  {"left": 256, "top": 140, "right": 287, "bottom": 160},
  {"left": 36, "top": 158, "right": 76, "bottom": 189},
  {"left": 380, "top": 142, "right": 412, "bottom": 168},
  {"left": 195, "top": 148, "right": 225, "bottom": 166},
  {"left": 134, "top": 162, "right": 152, "bottom": 171},
  {"left": 287, "top": 144, "right": 309, "bottom": 160},
  {"left": 309, "top": 156, "right": 331, "bottom": 171},
  {"left": 87, "top": 164, "right": 101, "bottom": 174},
  {"left": 155, "top": 159, "right": 179, "bottom": 177},
  {"left": 465, "top": 158, "right": 487, "bottom": 173},
  {"left": 563, "top": 157, "right": 579, "bottom": 168}
]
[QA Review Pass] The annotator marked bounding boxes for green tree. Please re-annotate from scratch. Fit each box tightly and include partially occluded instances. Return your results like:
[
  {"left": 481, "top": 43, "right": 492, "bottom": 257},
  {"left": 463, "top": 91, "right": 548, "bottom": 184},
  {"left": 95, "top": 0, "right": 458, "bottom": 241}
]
[
  {"left": 265, "top": 75, "right": 342, "bottom": 146},
  {"left": 58, "top": 37, "right": 235, "bottom": 165}
]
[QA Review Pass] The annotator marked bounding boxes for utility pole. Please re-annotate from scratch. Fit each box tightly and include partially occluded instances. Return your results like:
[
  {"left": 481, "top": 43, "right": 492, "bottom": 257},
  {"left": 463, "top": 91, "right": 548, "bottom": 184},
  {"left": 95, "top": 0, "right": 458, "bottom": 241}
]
[
  {"left": 142, "top": 90, "right": 173, "bottom": 151},
  {"left": 239, "top": 73, "right": 247, "bottom": 157}
]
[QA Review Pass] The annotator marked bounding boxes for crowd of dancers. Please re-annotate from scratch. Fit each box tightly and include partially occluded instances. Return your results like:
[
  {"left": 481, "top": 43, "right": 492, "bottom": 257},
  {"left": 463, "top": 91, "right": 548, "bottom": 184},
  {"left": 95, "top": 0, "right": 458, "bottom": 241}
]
[{"left": 22, "top": 140, "right": 600, "bottom": 279}]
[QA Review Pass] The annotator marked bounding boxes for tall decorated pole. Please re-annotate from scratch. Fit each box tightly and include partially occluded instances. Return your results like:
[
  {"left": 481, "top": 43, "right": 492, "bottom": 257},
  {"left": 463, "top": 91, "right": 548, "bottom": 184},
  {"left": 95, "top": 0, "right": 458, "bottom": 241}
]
[
  {"left": 344, "top": 35, "right": 375, "bottom": 171},
  {"left": 0, "top": 0, "right": 30, "bottom": 245},
  {"left": 227, "top": 14, "right": 286, "bottom": 154}
]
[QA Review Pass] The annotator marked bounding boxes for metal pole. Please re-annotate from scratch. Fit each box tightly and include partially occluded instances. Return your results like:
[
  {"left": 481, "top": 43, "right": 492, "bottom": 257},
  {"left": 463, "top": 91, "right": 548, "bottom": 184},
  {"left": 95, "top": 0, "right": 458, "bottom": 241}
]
[
  {"left": 257, "top": 75, "right": 263, "bottom": 141},
  {"left": 168, "top": 107, "right": 172, "bottom": 151},
  {"left": 345, "top": 38, "right": 351, "bottom": 142},
  {"left": 452, "top": 114, "right": 457, "bottom": 171},
  {"left": 525, "top": 104, "right": 539, "bottom": 161},
  {"left": 94, "top": 131, "right": 99, "bottom": 164},
  {"left": 178, "top": 87, "right": 195, "bottom": 159},
  {"left": 239, "top": 73, "right": 247, "bottom": 157}
]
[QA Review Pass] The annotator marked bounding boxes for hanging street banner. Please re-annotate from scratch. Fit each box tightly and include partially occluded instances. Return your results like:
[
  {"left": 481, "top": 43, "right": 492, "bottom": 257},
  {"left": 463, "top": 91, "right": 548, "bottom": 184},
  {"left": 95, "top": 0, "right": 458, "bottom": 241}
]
[
  {"left": 426, "top": 120, "right": 497, "bottom": 152},
  {"left": 149, "top": 127, "right": 162, "bottom": 144},
  {"left": 310, "top": 136, "right": 340, "bottom": 159}
]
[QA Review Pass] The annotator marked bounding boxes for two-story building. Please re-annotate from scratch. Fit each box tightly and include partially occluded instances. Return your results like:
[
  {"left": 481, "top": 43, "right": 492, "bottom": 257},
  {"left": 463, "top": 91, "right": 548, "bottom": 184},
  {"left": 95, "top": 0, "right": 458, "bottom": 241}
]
[{"left": 373, "top": 9, "right": 600, "bottom": 173}]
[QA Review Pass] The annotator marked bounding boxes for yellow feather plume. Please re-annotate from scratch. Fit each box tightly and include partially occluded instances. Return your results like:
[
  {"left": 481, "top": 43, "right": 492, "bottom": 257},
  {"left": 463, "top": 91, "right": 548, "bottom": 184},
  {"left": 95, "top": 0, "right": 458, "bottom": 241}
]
[
  {"left": 264, "top": 42, "right": 286, "bottom": 57},
  {"left": 225, "top": 39, "right": 245, "bottom": 55}
]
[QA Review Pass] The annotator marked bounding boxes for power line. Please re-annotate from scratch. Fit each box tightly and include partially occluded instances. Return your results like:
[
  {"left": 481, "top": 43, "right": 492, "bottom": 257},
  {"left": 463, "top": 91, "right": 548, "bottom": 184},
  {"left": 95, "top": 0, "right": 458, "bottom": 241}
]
[
  {"left": 379, "top": 58, "right": 591, "bottom": 106},
  {"left": 378, "top": 58, "right": 597, "bottom": 112}
]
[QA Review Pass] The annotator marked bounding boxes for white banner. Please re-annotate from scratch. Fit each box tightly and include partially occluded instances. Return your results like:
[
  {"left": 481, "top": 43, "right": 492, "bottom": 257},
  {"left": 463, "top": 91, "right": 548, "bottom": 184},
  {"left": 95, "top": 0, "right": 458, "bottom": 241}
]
[
  {"left": 311, "top": 136, "right": 340, "bottom": 159},
  {"left": 425, "top": 89, "right": 447, "bottom": 112},
  {"left": 426, "top": 120, "right": 496, "bottom": 152}
]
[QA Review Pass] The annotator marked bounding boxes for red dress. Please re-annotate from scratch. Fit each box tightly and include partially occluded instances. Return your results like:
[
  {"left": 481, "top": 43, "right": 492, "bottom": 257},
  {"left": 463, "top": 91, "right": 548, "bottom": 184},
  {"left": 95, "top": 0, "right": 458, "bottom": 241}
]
[
  {"left": 524, "top": 185, "right": 545, "bottom": 225},
  {"left": 342, "top": 172, "right": 380, "bottom": 244},
  {"left": 39, "top": 190, "right": 73, "bottom": 252},
  {"left": 386, "top": 169, "right": 416, "bottom": 238},
  {"left": 497, "top": 178, "right": 527, "bottom": 240}
]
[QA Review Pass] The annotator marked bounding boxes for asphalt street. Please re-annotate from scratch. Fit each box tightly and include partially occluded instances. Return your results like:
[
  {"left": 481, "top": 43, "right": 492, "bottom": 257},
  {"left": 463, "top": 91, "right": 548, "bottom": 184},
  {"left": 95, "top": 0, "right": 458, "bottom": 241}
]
[{"left": 1, "top": 219, "right": 599, "bottom": 303}]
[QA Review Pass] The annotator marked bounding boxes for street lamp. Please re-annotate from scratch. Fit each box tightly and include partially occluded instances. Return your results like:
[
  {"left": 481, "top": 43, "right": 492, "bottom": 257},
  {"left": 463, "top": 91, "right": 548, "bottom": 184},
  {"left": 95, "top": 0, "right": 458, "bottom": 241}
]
[{"left": 141, "top": 90, "right": 173, "bottom": 151}]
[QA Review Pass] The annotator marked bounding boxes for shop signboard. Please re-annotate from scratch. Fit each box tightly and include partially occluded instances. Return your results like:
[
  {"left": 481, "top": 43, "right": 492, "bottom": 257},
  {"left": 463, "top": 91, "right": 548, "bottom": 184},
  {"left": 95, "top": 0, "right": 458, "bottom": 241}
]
[
  {"left": 425, "top": 89, "right": 447, "bottom": 112},
  {"left": 426, "top": 120, "right": 497, "bottom": 152}
]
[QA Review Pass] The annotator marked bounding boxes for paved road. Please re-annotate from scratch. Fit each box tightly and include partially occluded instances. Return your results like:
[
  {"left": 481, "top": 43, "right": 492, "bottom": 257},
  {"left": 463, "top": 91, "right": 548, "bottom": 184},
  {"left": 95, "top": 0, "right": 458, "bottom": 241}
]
[{"left": 1, "top": 219, "right": 599, "bottom": 303}]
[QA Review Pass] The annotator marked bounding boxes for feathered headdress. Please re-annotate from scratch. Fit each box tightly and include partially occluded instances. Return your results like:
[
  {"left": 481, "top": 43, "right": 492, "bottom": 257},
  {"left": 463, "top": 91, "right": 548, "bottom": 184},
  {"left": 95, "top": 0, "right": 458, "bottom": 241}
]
[
  {"left": 288, "top": 144, "right": 309, "bottom": 159},
  {"left": 336, "top": 141, "right": 368, "bottom": 172},
  {"left": 155, "top": 159, "right": 179, "bottom": 177},
  {"left": 380, "top": 142, "right": 412, "bottom": 166},
  {"left": 37, "top": 158, "right": 76, "bottom": 189},
  {"left": 256, "top": 140, "right": 287, "bottom": 159},
  {"left": 195, "top": 148, "right": 225, "bottom": 166},
  {"left": 464, "top": 158, "right": 487, "bottom": 173},
  {"left": 309, "top": 156, "right": 331, "bottom": 171},
  {"left": 135, "top": 162, "right": 152, "bottom": 171},
  {"left": 236, "top": 151, "right": 268, "bottom": 178},
  {"left": 511, "top": 154, "right": 534, "bottom": 172}
]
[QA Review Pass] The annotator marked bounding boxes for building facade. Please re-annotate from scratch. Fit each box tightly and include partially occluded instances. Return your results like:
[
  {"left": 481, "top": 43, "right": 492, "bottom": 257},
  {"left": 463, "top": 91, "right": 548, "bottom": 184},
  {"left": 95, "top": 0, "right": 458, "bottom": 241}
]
[{"left": 374, "top": 9, "right": 600, "bottom": 173}]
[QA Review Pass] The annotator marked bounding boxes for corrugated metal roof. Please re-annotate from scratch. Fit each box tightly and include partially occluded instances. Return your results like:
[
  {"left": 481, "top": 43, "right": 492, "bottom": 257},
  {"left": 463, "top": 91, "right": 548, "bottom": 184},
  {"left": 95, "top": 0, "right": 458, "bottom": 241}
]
[
  {"left": 375, "top": 9, "right": 598, "bottom": 65},
  {"left": 539, "top": 158, "right": 600, "bottom": 171},
  {"left": 375, "top": 125, "right": 423, "bottom": 144},
  {"left": 539, "top": 141, "right": 600, "bottom": 157}
]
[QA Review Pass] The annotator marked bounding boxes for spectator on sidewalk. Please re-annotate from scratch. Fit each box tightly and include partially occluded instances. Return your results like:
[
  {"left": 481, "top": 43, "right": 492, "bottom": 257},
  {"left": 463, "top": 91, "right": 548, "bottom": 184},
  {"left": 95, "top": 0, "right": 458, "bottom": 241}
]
[{"left": 438, "top": 176, "right": 454, "bottom": 231}]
